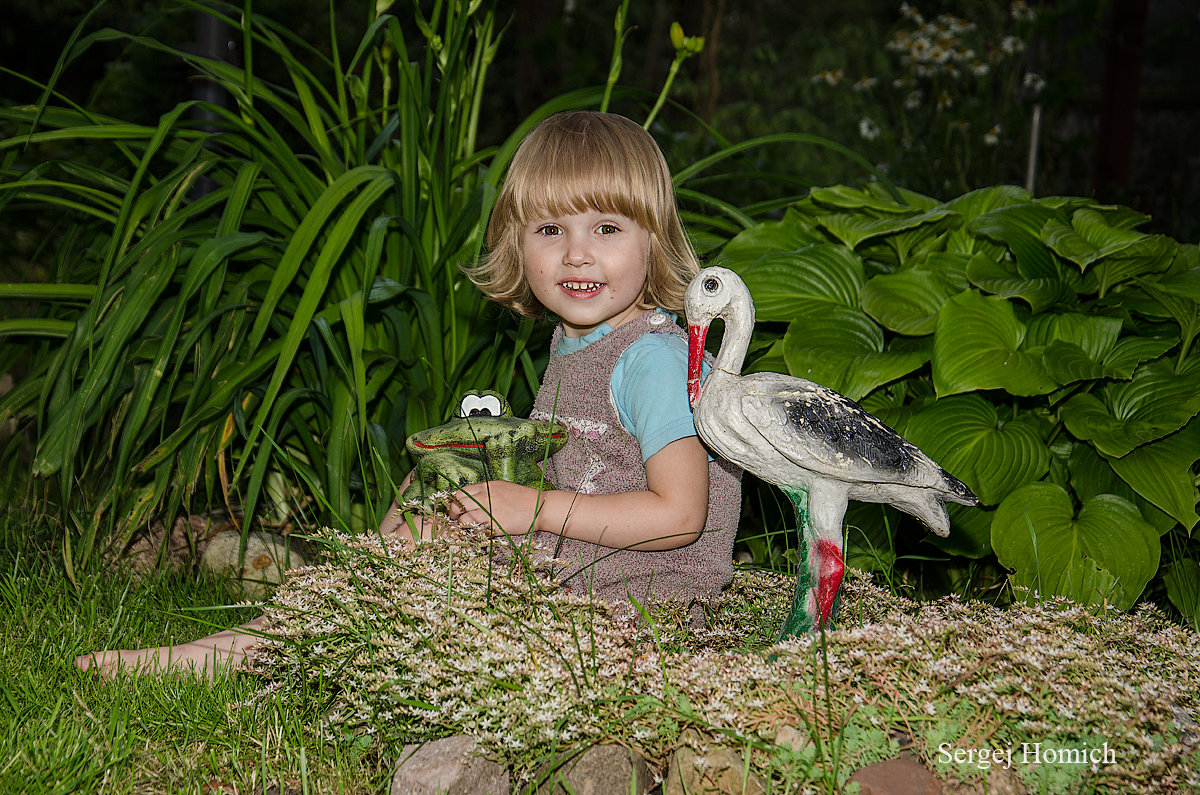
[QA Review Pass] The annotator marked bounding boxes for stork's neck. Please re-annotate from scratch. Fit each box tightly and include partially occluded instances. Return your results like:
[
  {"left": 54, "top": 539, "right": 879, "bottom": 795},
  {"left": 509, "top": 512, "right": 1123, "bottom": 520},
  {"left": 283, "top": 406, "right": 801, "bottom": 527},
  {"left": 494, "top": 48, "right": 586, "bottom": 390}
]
[{"left": 714, "top": 292, "right": 755, "bottom": 377}]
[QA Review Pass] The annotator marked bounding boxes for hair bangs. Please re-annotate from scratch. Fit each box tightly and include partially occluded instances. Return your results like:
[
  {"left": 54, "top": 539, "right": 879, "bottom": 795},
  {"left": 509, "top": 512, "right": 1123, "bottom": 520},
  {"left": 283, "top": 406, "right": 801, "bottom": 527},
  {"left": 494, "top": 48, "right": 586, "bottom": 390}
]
[{"left": 507, "top": 122, "right": 663, "bottom": 232}]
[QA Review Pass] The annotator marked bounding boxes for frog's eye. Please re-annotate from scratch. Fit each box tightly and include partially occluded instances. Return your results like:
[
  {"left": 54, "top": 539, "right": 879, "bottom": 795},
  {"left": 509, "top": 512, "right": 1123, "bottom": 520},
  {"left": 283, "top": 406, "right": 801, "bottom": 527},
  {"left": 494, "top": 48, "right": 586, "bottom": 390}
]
[{"left": 457, "top": 393, "right": 503, "bottom": 418}]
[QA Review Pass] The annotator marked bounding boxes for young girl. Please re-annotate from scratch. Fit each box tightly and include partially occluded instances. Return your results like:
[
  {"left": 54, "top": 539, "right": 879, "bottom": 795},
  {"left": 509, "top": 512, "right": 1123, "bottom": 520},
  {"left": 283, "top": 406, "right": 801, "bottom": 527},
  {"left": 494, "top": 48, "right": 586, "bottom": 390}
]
[
  {"left": 436, "top": 110, "right": 742, "bottom": 620},
  {"left": 77, "top": 111, "right": 740, "bottom": 676}
]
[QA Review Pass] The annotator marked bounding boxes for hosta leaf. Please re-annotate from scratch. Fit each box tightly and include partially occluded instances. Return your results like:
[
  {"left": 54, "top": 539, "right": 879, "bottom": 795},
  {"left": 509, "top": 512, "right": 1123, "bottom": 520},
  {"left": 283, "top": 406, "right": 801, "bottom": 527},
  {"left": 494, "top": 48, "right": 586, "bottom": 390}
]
[
  {"left": 731, "top": 244, "right": 865, "bottom": 321},
  {"left": 1102, "top": 417, "right": 1200, "bottom": 531},
  {"left": 1038, "top": 197, "right": 1150, "bottom": 230},
  {"left": 1093, "top": 235, "right": 1177, "bottom": 295},
  {"left": 1025, "top": 313, "right": 1124, "bottom": 384},
  {"left": 745, "top": 338, "right": 788, "bottom": 375},
  {"left": 905, "top": 394, "right": 1050, "bottom": 505},
  {"left": 1068, "top": 208, "right": 1153, "bottom": 259},
  {"left": 944, "top": 184, "right": 1032, "bottom": 214},
  {"left": 1024, "top": 313, "right": 1122, "bottom": 359},
  {"left": 932, "top": 290, "right": 1058, "bottom": 397},
  {"left": 1042, "top": 342, "right": 1118, "bottom": 385},
  {"left": 817, "top": 208, "right": 959, "bottom": 249},
  {"left": 1101, "top": 336, "right": 1178, "bottom": 378},
  {"left": 809, "top": 185, "right": 916, "bottom": 213},
  {"left": 1041, "top": 207, "right": 1166, "bottom": 272},
  {"left": 992, "top": 483, "right": 1159, "bottom": 610},
  {"left": 914, "top": 251, "right": 973, "bottom": 291},
  {"left": 1138, "top": 279, "right": 1200, "bottom": 357},
  {"left": 968, "top": 203, "right": 1061, "bottom": 280},
  {"left": 1059, "top": 361, "right": 1200, "bottom": 457},
  {"left": 1041, "top": 217, "right": 1103, "bottom": 267},
  {"left": 861, "top": 269, "right": 950, "bottom": 335},
  {"left": 781, "top": 307, "right": 930, "bottom": 401},
  {"left": 929, "top": 502, "right": 995, "bottom": 558},
  {"left": 1067, "top": 442, "right": 1177, "bottom": 533},
  {"left": 942, "top": 185, "right": 1031, "bottom": 253},
  {"left": 1165, "top": 559, "right": 1200, "bottom": 624},
  {"left": 1155, "top": 251, "right": 1200, "bottom": 301},
  {"left": 718, "top": 220, "right": 824, "bottom": 264},
  {"left": 965, "top": 251, "right": 1069, "bottom": 312}
]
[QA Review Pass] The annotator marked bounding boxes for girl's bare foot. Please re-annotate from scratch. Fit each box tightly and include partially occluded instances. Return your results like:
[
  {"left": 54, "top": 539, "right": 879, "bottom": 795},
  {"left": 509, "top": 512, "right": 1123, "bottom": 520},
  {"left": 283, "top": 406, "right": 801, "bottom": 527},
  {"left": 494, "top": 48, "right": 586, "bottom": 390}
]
[{"left": 75, "top": 617, "right": 266, "bottom": 679}]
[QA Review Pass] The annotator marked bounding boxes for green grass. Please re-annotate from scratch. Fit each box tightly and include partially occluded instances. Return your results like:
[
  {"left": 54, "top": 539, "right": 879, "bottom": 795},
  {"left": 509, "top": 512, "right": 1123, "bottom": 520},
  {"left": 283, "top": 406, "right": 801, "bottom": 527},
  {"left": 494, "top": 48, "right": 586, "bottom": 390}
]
[
  {"left": 6, "top": 488, "right": 1199, "bottom": 794},
  {"left": 0, "top": 505, "right": 393, "bottom": 794}
]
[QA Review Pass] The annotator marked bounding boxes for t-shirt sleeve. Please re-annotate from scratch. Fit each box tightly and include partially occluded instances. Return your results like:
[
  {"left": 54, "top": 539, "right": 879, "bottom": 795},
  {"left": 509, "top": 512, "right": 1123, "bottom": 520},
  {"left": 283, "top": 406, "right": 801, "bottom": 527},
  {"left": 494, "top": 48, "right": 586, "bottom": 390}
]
[{"left": 611, "top": 332, "right": 711, "bottom": 462}]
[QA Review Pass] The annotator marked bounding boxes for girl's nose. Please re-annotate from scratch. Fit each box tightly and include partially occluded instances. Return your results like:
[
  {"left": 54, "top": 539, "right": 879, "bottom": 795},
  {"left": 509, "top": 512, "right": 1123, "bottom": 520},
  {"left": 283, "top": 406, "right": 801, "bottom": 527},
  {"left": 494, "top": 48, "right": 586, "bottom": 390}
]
[{"left": 563, "top": 238, "right": 592, "bottom": 267}]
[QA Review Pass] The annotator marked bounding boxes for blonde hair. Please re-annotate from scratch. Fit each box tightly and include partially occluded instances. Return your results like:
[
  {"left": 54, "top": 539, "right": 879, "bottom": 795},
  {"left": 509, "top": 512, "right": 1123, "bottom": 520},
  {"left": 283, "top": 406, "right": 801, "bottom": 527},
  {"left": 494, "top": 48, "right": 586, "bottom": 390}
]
[{"left": 468, "top": 112, "right": 699, "bottom": 317}]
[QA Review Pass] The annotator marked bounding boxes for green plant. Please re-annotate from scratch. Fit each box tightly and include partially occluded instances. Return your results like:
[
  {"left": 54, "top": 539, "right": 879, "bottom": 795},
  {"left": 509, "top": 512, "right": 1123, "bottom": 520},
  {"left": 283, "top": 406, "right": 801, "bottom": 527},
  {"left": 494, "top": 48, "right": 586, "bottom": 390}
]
[
  {"left": 0, "top": 0, "right": 598, "bottom": 568},
  {"left": 716, "top": 182, "right": 1200, "bottom": 614},
  {"left": 0, "top": 0, "right": 894, "bottom": 573}
]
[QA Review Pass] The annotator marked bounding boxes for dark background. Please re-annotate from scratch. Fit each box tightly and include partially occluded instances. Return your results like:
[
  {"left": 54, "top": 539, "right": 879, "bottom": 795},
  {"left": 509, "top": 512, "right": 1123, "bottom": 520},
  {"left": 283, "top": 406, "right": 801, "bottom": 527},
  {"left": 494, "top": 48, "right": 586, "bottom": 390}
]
[{"left": 3, "top": 0, "right": 1198, "bottom": 240}]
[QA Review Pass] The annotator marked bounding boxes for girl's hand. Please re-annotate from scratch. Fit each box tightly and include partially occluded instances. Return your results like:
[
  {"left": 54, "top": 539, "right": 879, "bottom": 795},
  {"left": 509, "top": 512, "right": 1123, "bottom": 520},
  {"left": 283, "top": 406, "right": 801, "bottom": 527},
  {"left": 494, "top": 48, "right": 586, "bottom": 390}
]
[
  {"left": 378, "top": 497, "right": 448, "bottom": 550},
  {"left": 447, "top": 480, "right": 545, "bottom": 536}
]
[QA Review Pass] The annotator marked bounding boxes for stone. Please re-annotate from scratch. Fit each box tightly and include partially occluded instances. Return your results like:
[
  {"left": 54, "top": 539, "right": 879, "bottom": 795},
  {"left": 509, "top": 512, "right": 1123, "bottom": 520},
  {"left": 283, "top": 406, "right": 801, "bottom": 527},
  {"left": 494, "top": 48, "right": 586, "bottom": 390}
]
[
  {"left": 848, "top": 755, "right": 941, "bottom": 795},
  {"left": 665, "top": 731, "right": 767, "bottom": 795},
  {"left": 537, "top": 743, "right": 653, "bottom": 795},
  {"left": 200, "top": 528, "right": 307, "bottom": 599},
  {"left": 773, "top": 724, "right": 810, "bottom": 751},
  {"left": 120, "top": 513, "right": 234, "bottom": 573},
  {"left": 942, "top": 766, "right": 1026, "bottom": 795},
  {"left": 391, "top": 735, "right": 510, "bottom": 795}
]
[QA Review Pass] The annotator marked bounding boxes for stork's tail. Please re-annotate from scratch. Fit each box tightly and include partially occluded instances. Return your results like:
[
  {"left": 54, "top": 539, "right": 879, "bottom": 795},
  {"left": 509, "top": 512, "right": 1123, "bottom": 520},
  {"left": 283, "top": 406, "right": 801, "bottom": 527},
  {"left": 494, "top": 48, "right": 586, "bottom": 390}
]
[{"left": 939, "top": 467, "right": 979, "bottom": 507}]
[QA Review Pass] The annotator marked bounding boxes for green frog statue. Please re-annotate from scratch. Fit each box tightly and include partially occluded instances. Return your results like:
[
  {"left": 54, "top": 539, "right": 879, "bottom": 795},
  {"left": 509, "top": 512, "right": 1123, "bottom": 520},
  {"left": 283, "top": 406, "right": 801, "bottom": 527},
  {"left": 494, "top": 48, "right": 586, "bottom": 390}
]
[{"left": 401, "top": 389, "right": 568, "bottom": 511}]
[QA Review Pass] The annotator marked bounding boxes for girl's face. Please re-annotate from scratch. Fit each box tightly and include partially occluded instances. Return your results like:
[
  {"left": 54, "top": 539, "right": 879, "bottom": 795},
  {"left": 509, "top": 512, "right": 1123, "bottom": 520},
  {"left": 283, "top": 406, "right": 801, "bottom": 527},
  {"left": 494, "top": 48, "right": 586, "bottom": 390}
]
[{"left": 521, "top": 208, "right": 651, "bottom": 337}]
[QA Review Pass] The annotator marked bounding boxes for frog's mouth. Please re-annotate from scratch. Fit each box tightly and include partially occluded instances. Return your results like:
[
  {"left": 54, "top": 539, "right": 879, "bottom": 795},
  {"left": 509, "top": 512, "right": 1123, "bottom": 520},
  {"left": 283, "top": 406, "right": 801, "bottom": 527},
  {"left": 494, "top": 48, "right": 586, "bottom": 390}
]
[
  {"left": 412, "top": 440, "right": 486, "bottom": 450},
  {"left": 412, "top": 430, "right": 566, "bottom": 451}
]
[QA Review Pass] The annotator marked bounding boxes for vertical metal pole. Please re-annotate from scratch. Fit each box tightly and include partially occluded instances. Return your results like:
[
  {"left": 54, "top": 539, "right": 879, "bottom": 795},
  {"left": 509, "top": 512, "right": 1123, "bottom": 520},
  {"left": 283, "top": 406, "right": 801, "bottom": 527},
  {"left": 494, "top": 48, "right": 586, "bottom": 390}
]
[{"left": 1025, "top": 103, "right": 1042, "bottom": 194}]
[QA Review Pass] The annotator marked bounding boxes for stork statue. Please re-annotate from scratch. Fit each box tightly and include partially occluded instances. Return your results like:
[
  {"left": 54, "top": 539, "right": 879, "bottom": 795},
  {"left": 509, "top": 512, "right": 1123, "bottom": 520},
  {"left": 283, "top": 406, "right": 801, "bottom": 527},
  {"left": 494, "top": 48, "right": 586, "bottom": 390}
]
[{"left": 686, "top": 267, "right": 978, "bottom": 637}]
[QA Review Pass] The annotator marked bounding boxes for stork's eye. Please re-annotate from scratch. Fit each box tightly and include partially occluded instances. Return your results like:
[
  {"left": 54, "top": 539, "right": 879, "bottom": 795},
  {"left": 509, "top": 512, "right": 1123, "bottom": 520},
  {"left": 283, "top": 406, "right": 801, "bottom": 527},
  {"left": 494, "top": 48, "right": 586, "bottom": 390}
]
[
  {"left": 703, "top": 277, "right": 719, "bottom": 293},
  {"left": 457, "top": 394, "right": 503, "bottom": 418}
]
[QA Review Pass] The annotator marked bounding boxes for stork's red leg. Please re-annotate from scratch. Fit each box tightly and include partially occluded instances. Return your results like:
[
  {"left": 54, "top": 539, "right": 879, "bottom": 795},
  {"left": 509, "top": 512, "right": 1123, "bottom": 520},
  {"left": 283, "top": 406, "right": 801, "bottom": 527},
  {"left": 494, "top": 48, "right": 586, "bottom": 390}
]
[
  {"left": 776, "top": 486, "right": 847, "bottom": 639},
  {"left": 814, "top": 538, "right": 845, "bottom": 628}
]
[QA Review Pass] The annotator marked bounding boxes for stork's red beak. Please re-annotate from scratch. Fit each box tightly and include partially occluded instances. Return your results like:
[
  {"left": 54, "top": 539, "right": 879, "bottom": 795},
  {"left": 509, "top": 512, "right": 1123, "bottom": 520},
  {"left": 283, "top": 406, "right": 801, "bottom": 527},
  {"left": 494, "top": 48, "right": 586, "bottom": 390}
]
[{"left": 687, "top": 323, "right": 708, "bottom": 409}]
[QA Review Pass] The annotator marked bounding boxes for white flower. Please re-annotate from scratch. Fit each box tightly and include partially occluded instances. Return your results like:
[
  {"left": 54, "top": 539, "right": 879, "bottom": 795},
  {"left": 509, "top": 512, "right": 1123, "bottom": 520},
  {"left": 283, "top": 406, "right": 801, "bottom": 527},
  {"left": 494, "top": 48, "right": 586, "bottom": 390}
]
[
  {"left": 811, "top": 68, "right": 844, "bottom": 86},
  {"left": 1001, "top": 35, "right": 1025, "bottom": 55},
  {"left": 900, "top": 2, "right": 924, "bottom": 24},
  {"left": 983, "top": 125, "right": 1001, "bottom": 145},
  {"left": 1011, "top": 0, "right": 1036, "bottom": 22},
  {"left": 1023, "top": 71, "right": 1046, "bottom": 94},
  {"left": 859, "top": 117, "right": 881, "bottom": 141},
  {"left": 936, "top": 90, "right": 952, "bottom": 110},
  {"left": 852, "top": 76, "right": 879, "bottom": 92},
  {"left": 904, "top": 90, "right": 923, "bottom": 110},
  {"left": 969, "top": 59, "right": 990, "bottom": 77}
]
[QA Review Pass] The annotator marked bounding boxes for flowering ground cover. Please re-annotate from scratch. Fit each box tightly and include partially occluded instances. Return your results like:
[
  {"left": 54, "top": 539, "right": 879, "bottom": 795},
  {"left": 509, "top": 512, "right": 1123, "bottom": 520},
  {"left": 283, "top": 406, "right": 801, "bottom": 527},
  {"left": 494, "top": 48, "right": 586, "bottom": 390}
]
[{"left": 246, "top": 525, "right": 1200, "bottom": 793}]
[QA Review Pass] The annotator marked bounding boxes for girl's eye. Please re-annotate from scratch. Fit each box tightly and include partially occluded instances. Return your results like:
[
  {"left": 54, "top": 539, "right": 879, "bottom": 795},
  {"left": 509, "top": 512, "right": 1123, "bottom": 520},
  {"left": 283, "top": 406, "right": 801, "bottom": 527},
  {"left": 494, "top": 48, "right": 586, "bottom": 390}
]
[
  {"left": 597, "top": 223, "right": 620, "bottom": 235},
  {"left": 537, "top": 224, "right": 562, "bottom": 236}
]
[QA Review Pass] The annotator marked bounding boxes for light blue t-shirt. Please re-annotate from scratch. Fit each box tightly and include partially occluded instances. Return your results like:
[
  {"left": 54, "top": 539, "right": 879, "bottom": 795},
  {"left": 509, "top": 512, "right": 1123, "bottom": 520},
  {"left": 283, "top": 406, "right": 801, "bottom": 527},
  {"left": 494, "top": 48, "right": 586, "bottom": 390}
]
[{"left": 556, "top": 311, "right": 712, "bottom": 462}]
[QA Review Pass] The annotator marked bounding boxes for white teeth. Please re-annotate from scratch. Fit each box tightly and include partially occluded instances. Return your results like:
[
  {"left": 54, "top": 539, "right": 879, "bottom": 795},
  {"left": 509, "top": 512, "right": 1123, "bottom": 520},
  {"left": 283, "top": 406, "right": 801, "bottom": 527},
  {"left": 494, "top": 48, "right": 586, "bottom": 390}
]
[{"left": 562, "top": 281, "right": 602, "bottom": 291}]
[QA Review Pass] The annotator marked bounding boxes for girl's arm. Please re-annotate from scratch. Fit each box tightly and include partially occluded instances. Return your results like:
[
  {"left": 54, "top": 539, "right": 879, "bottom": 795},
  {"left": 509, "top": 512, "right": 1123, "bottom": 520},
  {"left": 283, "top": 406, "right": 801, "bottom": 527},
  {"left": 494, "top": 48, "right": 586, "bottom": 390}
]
[{"left": 447, "top": 435, "right": 710, "bottom": 550}]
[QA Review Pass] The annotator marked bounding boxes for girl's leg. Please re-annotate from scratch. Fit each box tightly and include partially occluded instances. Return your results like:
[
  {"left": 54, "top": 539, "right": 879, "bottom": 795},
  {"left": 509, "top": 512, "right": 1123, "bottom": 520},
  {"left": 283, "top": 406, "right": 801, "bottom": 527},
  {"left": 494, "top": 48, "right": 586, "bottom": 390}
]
[{"left": 74, "top": 615, "right": 266, "bottom": 679}]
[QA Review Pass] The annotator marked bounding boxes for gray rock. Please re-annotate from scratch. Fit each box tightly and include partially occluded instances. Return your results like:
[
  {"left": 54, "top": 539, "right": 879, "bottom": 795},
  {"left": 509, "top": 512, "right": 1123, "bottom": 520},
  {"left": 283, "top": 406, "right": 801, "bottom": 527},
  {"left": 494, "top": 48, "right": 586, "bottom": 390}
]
[
  {"left": 537, "top": 743, "right": 653, "bottom": 795},
  {"left": 391, "top": 735, "right": 510, "bottom": 795},
  {"left": 200, "top": 529, "right": 306, "bottom": 599},
  {"left": 848, "top": 755, "right": 942, "bottom": 795},
  {"left": 942, "top": 764, "right": 1027, "bottom": 795},
  {"left": 665, "top": 730, "right": 766, "bottom": 795}
]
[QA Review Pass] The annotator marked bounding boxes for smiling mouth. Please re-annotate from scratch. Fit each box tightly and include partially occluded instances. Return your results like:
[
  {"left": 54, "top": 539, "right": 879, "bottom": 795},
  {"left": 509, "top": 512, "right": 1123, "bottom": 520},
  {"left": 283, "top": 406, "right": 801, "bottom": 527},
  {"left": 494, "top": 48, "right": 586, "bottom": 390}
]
[{"left": 560, "top": 280, "right": 604, "bottom": 293}]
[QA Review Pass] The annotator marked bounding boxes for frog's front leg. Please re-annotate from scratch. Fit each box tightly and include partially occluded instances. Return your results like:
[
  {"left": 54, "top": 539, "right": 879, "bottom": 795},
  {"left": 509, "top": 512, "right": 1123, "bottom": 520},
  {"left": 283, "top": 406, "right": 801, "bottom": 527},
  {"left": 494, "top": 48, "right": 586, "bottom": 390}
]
[{"left": 402, "top": 452, "right": 486, "bottom": 509}]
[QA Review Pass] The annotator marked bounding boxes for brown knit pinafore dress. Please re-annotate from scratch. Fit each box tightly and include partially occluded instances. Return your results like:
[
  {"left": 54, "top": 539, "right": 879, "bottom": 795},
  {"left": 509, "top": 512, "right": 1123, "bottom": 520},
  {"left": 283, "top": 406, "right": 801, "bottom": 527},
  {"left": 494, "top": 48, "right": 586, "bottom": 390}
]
[{"left": 525, "top": 310, "right": 742, "bottom": 620}]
